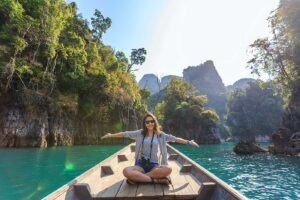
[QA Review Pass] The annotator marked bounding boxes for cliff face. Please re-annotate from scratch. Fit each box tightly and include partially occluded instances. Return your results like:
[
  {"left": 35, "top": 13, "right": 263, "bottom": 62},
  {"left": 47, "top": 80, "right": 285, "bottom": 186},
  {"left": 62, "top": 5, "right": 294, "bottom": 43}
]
[
  {"left": 138, "top": 74, "right": 160, "bottom": 94},
  {"left": 141, "top": 61, "right": 228, "bottom": 140},
  {"left": 283, "top": 87, "right": 300, "bottom": 132},
  {"left": 269, "top": 128, "right": 300, "bottom": 156},
  {"left": 0, "top": 93, "right": 75, "bottom": 147},
  {"left": 183, "top": 60, "right": 227, "bottom": 119},
  {"left": 270, "top": 88, "right": 300, "bottom": 155},
  {"left": 160, "top": 75, "right": 182, "bottom": 89},
  {"left": 227, "top": 78, "right": 256, "bottom": 92},
  {"left": 140, "top": 61, "right": 227, "bottom": 99},
  {"left": 182, "top": 61, "right": 230, "bottom": 139},
  {"left": 0, "top": 92, "right": 138, "bottom": 148},
  {"left": 138, "top": 74, "right": 182, "bottom": 94},
  {"left": 183, "top": 60, "right": 226, "bottom": 95}
]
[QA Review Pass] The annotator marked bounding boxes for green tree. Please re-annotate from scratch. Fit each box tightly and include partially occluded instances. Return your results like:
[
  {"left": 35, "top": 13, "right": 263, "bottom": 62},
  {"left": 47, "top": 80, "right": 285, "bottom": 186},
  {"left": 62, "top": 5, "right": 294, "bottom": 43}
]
[
  {"left": 0, "top": 0, "right": 148, "bottom": 146},
  {"left": 247, "top": 0, "right": 300, "bottom": 133},
  {"left": 115, "top": 51, "right": 129, "bottom": 71},
  {"left": 0, "top": 0, "right": 73, "bottom": 93},
  {"left": 128, "top": 48, "right": 147, "bottom": 72},
  {"left": 247, "top": 0, "right": 300, "bottom": 100},
  {"left": 154, "top": 78, "right": 220, "bottom": 144},
  {"left": 91, "top": 9, "right": 112, "bottom": 40},
  {"left": 226, "top": 81, "right": 283, "bottom": 140}
]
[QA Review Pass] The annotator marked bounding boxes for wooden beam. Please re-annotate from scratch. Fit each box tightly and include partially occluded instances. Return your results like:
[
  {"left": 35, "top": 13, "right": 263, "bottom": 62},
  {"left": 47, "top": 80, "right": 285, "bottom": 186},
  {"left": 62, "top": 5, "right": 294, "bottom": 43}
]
[
  {"left": 168, "top": 154, "right": 178, "bottom": 160},
  {"left": 196, "top": 182, "right": 216, "bottom": 200},
  {"left": 130, "top": 145, "right": 136, "bottom": 152},
  {"left": 73, "top": 183, "right": 92, "bottom": 200},
  {"left": 180, "top": 164, "right": 193, "bottom": 173},
  {"left": 118, "top": 154, "right": 128, "bottom": 162},
  {"left": 101, "top": 166, "right": 114, "bottom": 176}
]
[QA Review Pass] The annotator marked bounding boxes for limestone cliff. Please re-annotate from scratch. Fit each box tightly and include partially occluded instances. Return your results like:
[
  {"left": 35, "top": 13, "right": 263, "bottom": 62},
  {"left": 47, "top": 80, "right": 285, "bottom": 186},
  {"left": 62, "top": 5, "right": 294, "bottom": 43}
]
[
  {"left": 183, "top": 60, "right": 227, "bottom": 119},
  {"left": 138, "top": 74, "right": 182, "bottom": 94},
  {"left": 0, "top": 91, "right": 137, "bottom": 148},
  {"left": 146, "top": 75, "right": 182, "bottom": 110},
  {"left": 0, "top": 92, "right": 74, "bottom": 147},
  {"left": 160, "top": 75, "right": 182, "bottom": 89},
  {"left": 270, "top": 88, "right": 300, "bottom": 155},
  {"left": 183, "top": 60, "right": 226, "bottom": 95},
  {"left": 227, "top": 78, "right": 256, "bottom": 92},
  {"left": 138, "top": 74, "right": 160, "bottom": 94}
]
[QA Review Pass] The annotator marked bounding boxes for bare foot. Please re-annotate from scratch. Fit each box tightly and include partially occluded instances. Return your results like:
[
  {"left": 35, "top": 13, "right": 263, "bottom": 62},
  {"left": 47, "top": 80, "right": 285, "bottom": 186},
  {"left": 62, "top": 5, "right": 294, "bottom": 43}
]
[
  {"left": 152, "top": 177, "right": 171, "bottom": 185},
  {"left": 126, "top": 179, "right": 136, "bottom": 185}
]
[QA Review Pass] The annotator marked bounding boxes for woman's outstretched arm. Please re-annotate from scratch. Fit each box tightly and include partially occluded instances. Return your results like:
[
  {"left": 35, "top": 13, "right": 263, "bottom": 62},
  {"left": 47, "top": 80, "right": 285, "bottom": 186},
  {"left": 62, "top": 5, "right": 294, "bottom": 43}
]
[
  {"left": 101, "top": 132, "right": 125, "bottom": 140},
  {"left": 175, "top": 137, "right": 199, "bottom": 147}
]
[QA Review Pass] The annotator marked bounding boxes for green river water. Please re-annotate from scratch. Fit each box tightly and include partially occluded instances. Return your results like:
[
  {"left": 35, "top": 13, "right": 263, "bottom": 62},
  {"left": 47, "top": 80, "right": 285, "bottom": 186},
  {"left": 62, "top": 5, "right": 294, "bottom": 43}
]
[{"left": 0, "top": 143, "right": 299, "bottom": 200}]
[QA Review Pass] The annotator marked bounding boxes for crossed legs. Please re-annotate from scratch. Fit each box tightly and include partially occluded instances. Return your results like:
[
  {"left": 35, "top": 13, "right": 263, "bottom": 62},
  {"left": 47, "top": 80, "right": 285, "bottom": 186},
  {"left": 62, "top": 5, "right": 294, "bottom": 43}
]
[{"left": 123, "top": 165, "right": 172, "bottom": 183}]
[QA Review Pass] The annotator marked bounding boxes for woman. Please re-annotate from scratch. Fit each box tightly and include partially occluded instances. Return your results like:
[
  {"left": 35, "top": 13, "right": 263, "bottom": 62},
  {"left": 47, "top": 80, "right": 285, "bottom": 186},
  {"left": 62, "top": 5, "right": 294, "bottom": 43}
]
[{"left": 101, "top": 112, "right": 199, "bottom": 185}]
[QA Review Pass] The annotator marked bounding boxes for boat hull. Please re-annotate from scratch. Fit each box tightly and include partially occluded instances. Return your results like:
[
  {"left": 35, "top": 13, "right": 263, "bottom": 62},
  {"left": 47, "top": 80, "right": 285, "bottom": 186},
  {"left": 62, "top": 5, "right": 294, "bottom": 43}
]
[{"left": 43, "top": 144, "right": 247, "bottom": 200}]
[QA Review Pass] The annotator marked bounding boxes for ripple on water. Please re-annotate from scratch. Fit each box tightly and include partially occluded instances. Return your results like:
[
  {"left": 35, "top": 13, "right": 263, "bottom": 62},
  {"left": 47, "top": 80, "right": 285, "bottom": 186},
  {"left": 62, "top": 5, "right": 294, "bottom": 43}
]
[
  {"left": 0, "top": 144, "right": 299, "bottom": 200},
  {"left": 174, "top": 143, "right": 300, "bottom": 200},
  {"left": 0, "top": 145, "right": 125, "bottom": 200}
]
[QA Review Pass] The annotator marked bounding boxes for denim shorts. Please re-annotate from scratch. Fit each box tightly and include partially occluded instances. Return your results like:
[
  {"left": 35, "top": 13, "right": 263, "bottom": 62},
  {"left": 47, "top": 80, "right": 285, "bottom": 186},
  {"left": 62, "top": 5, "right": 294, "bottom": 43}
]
[{"left": 135, "top": 159, "right": 159, "bottom": 173}]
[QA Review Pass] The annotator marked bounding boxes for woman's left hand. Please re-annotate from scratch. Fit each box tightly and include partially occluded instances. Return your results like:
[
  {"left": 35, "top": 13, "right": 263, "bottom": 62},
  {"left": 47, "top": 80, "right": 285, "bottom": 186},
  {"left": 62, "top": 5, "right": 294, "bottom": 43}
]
[{"left": 190, "top": 140, "right": 199, "bottom": 148}]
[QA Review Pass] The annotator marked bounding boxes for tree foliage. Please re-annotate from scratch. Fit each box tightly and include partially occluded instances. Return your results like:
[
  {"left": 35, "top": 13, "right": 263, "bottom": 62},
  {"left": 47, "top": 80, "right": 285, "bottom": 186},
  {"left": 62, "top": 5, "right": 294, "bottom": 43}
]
[
  {"left": 0, "top": 0, "right": 147, "bottom": 135},
  {"left": 128, "top": 48, "right": 147, "bottom": 72},
  {"left": 115, "top": 51, "right": 129, "bottom": 71},
  {"left": 91, "top": 9, "right": 112, "bottom": 40},
  {"left": 247, "top": 0, "right": 300, "bottom": 101},
  {"left": 115, "top": 48, "right": 147, "bottom": 73},
  {"left": 154, "top": 78, "right": 220, "bottom": 142},
  {"left": 226, "top": 81, "right": 283, "bottom": 139}
]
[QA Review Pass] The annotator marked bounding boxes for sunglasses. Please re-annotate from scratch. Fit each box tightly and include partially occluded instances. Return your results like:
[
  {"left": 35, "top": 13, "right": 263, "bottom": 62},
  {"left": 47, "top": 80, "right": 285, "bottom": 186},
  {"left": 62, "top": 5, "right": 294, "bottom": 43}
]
[{"left": 145, "top": 120, "right": 155, "bottom": 124}]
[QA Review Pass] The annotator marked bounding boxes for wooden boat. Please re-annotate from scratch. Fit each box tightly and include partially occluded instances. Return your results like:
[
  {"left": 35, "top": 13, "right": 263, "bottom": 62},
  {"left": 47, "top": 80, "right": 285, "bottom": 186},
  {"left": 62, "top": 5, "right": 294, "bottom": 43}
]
[{"left": 43, "top": 144, "right": 247, "bottom": 200}]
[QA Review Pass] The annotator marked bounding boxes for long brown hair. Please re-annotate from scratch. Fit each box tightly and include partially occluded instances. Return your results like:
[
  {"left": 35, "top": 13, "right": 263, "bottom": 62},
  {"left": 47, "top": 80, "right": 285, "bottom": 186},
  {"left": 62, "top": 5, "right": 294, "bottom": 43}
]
[{"left": 141, "top": 112, "right": 161, "bottom": 136}]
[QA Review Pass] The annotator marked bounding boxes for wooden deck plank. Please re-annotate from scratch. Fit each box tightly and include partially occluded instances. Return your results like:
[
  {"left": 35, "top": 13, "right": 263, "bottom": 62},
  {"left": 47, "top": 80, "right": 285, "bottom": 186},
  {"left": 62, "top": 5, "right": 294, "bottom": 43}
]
[
  {"left": 163, "top": 160, "right": 198, "bottom": 199},
  {"left": 115, "top": 156, "right": 138, "bottom": 199},
  {"left": 115, "top": 179, "right": 138, "bottom": 199},
  {"left": 135, "top": 182, "right": 164, "bottom": 199},
  {"left": 184, "top": 174, "right": 202, "bottom": 194},
  {"left": 92, "top": 173, "right": 124, "bottom": 198},
  {"left": 89, "top": 147, "right": 135, "bottom": 198}
]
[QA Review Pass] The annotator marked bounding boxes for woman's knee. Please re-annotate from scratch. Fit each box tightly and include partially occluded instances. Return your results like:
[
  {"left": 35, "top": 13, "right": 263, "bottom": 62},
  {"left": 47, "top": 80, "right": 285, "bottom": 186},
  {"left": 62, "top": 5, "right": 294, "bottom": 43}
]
[
  {"left": 165, "top": 166, "right": 172, "bottom": 175},
  {"left": 123, "top": 167, "right": 131, "bottom": 177},
  {"left": 161, "top": 165, "right": 172, "bottom": 176}
]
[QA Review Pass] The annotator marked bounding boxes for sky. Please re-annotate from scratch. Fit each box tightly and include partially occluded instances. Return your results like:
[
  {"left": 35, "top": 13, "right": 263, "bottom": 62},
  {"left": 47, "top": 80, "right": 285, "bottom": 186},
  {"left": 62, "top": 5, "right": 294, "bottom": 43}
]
[{"left": 70, "top": 0, "right": 279, "bottom": 86}]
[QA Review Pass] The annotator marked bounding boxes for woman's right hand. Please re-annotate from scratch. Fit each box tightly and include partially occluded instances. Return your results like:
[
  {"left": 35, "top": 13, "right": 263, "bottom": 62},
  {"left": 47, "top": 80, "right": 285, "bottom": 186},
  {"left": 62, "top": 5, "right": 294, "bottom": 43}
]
[
  {"left": 189, "top": 140, "right": 199, "bottom": 148},
  {"left": 101, "top": 133, "right": 111, "bottom": 140}
]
